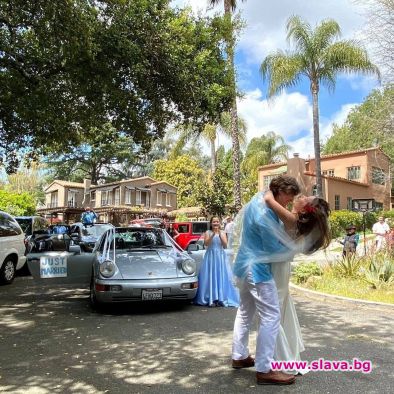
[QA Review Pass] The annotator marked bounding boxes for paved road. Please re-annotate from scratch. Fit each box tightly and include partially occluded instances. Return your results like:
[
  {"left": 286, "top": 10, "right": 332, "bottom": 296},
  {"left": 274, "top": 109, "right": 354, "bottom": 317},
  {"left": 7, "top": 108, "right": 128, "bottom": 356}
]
[{"left": 0, "top": 277, "right": 393, "bottom": 394}]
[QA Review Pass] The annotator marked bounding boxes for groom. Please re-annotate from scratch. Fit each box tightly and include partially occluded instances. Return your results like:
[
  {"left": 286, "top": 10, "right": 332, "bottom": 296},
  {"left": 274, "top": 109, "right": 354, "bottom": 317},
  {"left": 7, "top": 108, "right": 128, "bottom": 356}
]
[{"left": 231, "top": 175, "right": 300, "bottom": 385}]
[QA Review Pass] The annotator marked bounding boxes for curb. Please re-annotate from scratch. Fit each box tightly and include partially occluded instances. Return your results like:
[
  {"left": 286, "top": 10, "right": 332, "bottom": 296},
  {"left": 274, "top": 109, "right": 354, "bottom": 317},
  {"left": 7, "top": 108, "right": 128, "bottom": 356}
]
[{"left": 290, "top": 282, "right": 394, "bottom": 309}]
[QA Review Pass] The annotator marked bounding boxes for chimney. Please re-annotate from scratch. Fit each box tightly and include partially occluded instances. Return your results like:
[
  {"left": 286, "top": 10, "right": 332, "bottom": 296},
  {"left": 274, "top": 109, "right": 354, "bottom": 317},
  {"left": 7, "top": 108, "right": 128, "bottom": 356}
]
[
  {"left": 293, "top": 153, "right": 299, "bottom": 158},
  {"left": 82, "top": 178, "right": 91, "bottom": 206}
]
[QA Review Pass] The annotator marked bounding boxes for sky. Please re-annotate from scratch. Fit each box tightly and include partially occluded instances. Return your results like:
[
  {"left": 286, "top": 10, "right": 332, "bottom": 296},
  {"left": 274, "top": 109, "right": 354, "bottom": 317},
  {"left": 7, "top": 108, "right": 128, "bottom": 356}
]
[{"left": 171, "top": 0, "right": 380, "bottom": 158}]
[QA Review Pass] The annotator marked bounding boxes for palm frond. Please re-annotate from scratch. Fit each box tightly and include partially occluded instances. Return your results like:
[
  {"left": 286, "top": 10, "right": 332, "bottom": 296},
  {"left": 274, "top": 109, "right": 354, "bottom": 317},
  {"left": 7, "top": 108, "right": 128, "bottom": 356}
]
[
  {"left": 323, "top": 40, "right": 381, "bottom": 80},
  {"left": 312, "top": 19, "right": 341, "bottom": 53},
  {"left": 260, "top": 52, "right": 304, "bottom": 97},
  {"left": 286, "top": 15, "right": 312, "bottom": 54}
]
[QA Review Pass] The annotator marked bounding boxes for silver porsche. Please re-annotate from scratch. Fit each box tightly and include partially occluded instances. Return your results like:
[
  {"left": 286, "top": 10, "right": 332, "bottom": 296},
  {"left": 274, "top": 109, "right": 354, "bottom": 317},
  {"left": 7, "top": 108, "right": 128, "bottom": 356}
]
[{"left": 89, "top": 227, "right": 198, "bottom": 307}]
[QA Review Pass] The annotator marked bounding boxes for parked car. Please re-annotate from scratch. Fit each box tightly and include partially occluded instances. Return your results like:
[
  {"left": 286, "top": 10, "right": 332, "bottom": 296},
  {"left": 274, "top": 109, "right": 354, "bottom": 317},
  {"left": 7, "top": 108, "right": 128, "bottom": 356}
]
[
  {"left": 0, "top": 211, "right": 27, "bottom": 284},
  {"left": 129, "top": 218, "right": 165, "bottom": 228},
  {"left": 27, "top": 226, "right": 198, "bottom": 309},
  {"left": 69, "top": 222, "right": 114, "bottom": 252},
  {"left": 14, "top": 216, "right": 49, "bottom": 238},
  {"left": 170, "top": 221, "right": 210, "bottom": 250}
]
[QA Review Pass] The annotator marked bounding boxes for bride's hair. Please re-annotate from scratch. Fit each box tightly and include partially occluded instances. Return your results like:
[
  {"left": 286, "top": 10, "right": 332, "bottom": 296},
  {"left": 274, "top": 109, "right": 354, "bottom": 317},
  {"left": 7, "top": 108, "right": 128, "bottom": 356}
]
[{"left": 296, "top": 198, "right": 331, "bottom": 253}]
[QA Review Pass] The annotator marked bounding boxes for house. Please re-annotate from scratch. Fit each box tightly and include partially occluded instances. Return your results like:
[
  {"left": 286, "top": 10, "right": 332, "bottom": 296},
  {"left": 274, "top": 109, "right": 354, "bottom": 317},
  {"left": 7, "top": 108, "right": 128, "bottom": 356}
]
[
  {"left": 38, "top": 176, "right": 177, "bottom": 225},
  {"left": 258, "top": 147, "right": 392, "bottom": 210}
]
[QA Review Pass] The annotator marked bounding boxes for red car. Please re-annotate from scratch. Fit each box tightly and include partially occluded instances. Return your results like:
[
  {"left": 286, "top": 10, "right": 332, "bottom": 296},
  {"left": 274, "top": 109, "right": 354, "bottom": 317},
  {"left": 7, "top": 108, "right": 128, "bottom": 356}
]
[{"left": 170, "top": 221, "right": 210, "bottom": 250}]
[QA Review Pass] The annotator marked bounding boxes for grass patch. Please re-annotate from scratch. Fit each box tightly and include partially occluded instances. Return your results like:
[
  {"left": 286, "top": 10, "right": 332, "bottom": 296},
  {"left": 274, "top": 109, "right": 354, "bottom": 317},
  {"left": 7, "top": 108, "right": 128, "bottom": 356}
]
[{"left": 293, "top": 273, "right": 394, "bottom": 304}]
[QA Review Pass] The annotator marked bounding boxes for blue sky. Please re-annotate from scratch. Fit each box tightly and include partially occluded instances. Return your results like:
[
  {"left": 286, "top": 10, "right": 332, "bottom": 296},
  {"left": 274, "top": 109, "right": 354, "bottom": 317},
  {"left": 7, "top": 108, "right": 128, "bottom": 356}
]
[{"left": 172, "top": 0, "right": 380, "bottom": 157}]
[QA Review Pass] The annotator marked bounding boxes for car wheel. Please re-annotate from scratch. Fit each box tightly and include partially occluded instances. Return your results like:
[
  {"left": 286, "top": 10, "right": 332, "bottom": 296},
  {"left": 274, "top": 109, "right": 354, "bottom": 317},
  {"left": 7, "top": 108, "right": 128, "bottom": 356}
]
[
  {"left": 0, "top": 258, "right": 16, "bottom": 284},
  {"left": 89, "top": 277, "right": 102, "bottom": 311}
]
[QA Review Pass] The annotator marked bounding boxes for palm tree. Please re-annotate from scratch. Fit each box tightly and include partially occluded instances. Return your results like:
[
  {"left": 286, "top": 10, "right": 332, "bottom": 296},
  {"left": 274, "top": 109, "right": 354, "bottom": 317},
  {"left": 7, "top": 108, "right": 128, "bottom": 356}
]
[
  {"left": 260, "top": 16, "right": 379, "bottom": 197},
  {"left": 168, "top": 112, "right": 247, "bottom": 174},
  {"left": 209, "top": 0, "right": 246, "bottom": 210},
  {"left": 242, "top": 131, "right": 291, "bottom": 175}
]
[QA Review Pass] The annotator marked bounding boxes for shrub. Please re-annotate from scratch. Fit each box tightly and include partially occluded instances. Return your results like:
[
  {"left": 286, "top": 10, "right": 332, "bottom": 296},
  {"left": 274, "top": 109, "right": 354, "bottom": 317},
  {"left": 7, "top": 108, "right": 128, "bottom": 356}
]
[
  {"left": 331, "top": 254, "right": 364, "bottom": 278},
  {"left": 293, "top": 262, "right": 322, "bottom": 284},
  {"left": 362, "top": 253, "right": 394, "bottom": 289}
]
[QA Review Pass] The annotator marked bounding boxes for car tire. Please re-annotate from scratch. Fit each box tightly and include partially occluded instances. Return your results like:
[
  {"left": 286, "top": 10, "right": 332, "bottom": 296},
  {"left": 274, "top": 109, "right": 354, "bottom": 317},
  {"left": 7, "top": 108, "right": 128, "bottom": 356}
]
[
  {"left": 0, "top": 258, "right": 16, "bottom": 284},
  {"left": 89, "top": 277, "right": 102, "bottom": 311}
]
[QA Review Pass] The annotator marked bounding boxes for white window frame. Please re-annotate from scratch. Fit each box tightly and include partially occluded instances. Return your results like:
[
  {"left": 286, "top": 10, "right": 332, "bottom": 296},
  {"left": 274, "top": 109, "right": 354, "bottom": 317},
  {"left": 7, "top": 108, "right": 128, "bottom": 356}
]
[
  {"left": 347, "top": 166, "right": 360, "bottom": 180},
  {"left": 50, "top": 192, "right": 58, "bottom": 208},
  {"left": 125, "top": 189, "right": 131, "bottom": 204},
  {"left": 156, "top": 191, "right": 162, "bottom": 206},
  {"left": 101, "top": 191, "right": 109, "bottom": 206},
  {"left": 114, "top": 188, "right": 120, "bottom": 206},
  {"left": 67, "top": 190, "right": 77, "bottom": 207},
  {"left": 166, "top": 193, "right": 171, "bottom": 207},
  {"left": 90, "top": 190, "right": 96, "bottom": 202},
  {"left": 136, "top": 190, "right": 142, "bottom": 205}
]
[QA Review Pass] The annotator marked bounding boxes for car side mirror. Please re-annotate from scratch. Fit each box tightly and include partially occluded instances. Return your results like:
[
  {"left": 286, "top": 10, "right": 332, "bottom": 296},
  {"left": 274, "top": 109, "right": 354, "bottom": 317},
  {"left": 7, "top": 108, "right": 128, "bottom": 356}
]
[{"left": 69, "top": 245, "right": 82, "bottom": 254}]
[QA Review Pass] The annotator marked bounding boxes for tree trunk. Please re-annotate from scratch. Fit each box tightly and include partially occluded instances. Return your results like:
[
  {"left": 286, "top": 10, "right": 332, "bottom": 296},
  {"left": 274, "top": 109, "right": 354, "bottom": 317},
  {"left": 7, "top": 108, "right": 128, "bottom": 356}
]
[
  {"left": 224, "top": 0, "right": 242, "bottom": 210},
  {"left": 210, "top": 139, "right": 216, "bottom": 174},
  {"left": 311, "top": 80, "right": 323, "bottom": 198}
]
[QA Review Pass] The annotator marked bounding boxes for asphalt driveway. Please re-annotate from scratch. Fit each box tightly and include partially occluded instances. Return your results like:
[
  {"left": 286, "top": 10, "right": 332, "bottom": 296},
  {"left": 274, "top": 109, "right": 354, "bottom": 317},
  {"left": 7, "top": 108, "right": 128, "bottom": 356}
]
[{"left": 0, "top": 277, "right": 393, "bottom": 393}]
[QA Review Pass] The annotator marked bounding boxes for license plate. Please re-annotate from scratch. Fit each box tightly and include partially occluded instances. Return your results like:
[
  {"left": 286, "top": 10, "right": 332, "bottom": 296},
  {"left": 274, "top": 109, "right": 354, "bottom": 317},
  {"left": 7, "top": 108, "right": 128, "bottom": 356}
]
[
  {"left": 141, "top": 289, "right": 162, "bottom": 300},
  {"left": 40, "top": 255, "right": 67, "bottom": 278}
]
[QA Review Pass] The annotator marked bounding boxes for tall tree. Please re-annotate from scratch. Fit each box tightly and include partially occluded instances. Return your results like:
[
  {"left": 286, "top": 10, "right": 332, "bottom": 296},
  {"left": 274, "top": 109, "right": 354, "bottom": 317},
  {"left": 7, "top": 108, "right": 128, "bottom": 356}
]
[
  {"left": 208, "top": 0, "right": 246, "bottom": 210},
  {"left": 0, "top": 0, "right": 232, "bottom": 171},
  {"left": 241, "top": 131, "right": 291, "bottom": 201},
  {"left": 260, "top": 15, "right": 379, "bottom": 197},
  {"left": 358, "top": 0, "right": 394, "bottom": 84},
  {"left": 168, "top": 112, "right": 246, "bottom": 173}
]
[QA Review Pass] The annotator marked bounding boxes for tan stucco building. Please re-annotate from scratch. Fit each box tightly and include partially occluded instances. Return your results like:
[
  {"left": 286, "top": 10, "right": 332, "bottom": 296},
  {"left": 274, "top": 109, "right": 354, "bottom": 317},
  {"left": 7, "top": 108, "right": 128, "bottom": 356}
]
[
  {"left": 39, "top": 176, "right": 177, "bottom": 225},
  {"left": 258, "top": 147, "right": 392, "bottom": 210}
]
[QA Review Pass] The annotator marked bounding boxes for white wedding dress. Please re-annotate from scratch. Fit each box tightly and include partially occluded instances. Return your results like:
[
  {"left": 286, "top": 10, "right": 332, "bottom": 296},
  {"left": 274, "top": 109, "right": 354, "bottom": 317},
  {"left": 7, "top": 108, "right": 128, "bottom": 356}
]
[{"left": 271, "top": 261, "right": 308, "bottom": 375}]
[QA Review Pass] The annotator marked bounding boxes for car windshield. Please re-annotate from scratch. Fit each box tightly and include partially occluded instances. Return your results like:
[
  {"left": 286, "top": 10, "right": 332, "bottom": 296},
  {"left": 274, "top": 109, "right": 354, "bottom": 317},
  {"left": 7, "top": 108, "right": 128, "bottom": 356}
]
[
  {"left": 81, "top": 224, "right": 112, "bottom": 237},
  {"left": 113, "top": 228, "right": 171, "bottom": 250},
  {"left": 15, "top": 218, "right": 32, "bottom": 234}
]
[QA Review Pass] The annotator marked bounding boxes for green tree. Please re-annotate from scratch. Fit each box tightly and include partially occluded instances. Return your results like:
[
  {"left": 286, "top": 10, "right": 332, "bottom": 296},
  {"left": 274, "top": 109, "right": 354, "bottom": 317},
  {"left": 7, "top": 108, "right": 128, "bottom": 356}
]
[
  {"left": 260, "top": 15, "right": 379, "bottom": 197},
  {"left": 241, "top": 131, "right": 291, "bottom": 201},
  {"left": 168, "top": 112, "right": 246, "bottom": 173},
  {"left": 209, "top": 0, "right": 246, "bottom": 210},
  {"left": 196, "top": 167, "right": 232, "bottom": 217},
  {"left": 151, "top": 155, "right": 207, "bottom": 208},
  {"left": 0, "top": 0, "right": 232, "bottom": 171},
  {"left": 0, "top": 190, "right": 36, "bottom": 216},
  {"left": 323, "top": 86, "right": 394, "bottom": 157}
]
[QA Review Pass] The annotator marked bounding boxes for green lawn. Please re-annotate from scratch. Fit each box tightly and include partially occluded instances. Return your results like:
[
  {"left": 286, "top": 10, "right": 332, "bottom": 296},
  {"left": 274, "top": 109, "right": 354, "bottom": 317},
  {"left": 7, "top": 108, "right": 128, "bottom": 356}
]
[{"left": 293, "top": 275, "right": 394, "bottom": 304}]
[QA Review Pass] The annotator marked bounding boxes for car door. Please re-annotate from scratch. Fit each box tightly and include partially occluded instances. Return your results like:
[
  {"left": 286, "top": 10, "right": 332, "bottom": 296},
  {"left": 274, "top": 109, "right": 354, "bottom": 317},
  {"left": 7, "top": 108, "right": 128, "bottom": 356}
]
[{"left": 27, "top": 235, "right": 94, "bottom": 285}]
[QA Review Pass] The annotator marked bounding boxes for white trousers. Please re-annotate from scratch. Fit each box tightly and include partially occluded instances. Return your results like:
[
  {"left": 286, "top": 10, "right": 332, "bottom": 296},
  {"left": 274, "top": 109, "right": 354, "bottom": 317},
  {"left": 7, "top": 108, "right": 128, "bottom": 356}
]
[{"left": 232, "top": 277, "right": 280, "bottom": 373}]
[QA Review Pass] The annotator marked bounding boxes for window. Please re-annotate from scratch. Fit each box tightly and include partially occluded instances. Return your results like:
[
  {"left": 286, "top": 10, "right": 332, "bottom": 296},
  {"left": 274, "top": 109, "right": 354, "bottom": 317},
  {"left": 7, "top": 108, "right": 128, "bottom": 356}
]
[
  {"left": 372, "top": 167, "right": 385, "bottom": 185},
  {"left": 50, "top": 191, "right": 58, "bottom": 208},
  {"left": 125, "top": 189, "right": 131, "bottom": 204},
  {"left": 0, "top": 213, "right": 22, "bottom": 237},
  {"left": 67, "top": 190, "right": 77, "bottom": 207},
  {"left": 335, "top": 195, "right": 340, "bottom": 210},
  {"left": 347, "top": 197, "right": 352, "bottom": 210},
  {"left": 114, "top": 188, "right": 120, "bottom": 206},
  {"left": 322, "top": 169, "right": 334, "bottom": 177},
  {"left": 156, "top": 191, "right": 162, "bottom": 206},
  {"left": 90, "top": 191, "right": 96, "bottom": 202},
  {"left": 347, "top": 166, "right": 360, "bottom": 180},
  {"left": 136, "top": 190, "right": 141, "bottom": 205},
  {"left": 263, "top": 175, "right": 278, "bottom": 189},
  {"left": 192, "top": 222, "right": 209, "bottom": 234},
  {"left": 101, "top": 191, "right": 109, "bottom": 206},
  {"left": 177, "top": 224, "right": 189, "bottom": 233},
  {"left": 166, "top": 193, "right": 171, "bottom": 207}
]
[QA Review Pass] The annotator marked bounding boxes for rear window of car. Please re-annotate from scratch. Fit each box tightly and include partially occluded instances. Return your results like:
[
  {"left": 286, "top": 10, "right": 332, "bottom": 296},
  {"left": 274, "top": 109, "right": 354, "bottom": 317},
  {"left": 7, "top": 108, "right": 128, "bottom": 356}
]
[
  {"left": 192, "top": 222, "right": 209, "bottom": 234},
  {"left": 0, "top": 213, "right": 22, "bottom": 237},
  {"left": 15, "top": 218, "right": 32, "bottom": 234}
]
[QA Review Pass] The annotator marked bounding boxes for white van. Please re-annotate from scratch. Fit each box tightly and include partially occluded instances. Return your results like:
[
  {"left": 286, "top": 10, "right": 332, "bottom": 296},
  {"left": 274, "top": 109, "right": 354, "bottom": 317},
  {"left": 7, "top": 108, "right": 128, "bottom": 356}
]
[{"left": 0, "top": 211, "right": 27, "bottom": 284}]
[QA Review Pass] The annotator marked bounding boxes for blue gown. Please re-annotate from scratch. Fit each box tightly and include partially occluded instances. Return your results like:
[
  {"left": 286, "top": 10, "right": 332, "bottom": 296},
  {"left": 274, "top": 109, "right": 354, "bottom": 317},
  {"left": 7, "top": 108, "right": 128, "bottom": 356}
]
[{"left": 194, "top": 232, "right": 239, "bottom": 307}]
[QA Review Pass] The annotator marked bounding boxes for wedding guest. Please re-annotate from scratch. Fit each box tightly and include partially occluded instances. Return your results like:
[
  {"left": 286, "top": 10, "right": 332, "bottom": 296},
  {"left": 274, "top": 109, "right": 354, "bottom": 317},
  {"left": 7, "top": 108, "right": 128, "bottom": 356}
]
[{"left": 372, "top": 216, "right": 390, "bottom": 251}]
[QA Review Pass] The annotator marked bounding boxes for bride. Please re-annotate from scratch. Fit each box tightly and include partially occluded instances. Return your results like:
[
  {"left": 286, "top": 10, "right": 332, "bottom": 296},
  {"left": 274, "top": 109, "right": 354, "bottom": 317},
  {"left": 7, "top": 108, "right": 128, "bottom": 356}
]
[{"left": 264, "top": 191, "right": 330, "bottom": 374}]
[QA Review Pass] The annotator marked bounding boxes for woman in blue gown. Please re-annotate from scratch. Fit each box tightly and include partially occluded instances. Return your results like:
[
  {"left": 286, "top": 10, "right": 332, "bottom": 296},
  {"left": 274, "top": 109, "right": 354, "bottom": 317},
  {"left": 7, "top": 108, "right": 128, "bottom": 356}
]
[{"left": 194, "top": 216, "right": 239, "bottom": 307}]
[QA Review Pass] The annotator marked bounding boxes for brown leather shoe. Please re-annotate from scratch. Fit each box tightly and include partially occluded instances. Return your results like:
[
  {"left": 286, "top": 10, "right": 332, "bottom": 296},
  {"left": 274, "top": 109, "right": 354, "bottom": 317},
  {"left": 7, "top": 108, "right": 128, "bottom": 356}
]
[
  {"left": 232, "top": 355, "right": 255, "bottom": 369},
  {"left": 256, "top": 370, "right": 296, "bottom": 385}
]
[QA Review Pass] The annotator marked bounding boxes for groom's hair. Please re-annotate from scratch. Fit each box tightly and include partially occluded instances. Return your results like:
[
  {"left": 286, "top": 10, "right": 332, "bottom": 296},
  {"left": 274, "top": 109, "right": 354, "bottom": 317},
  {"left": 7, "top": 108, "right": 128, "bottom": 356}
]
[{"left": 269, "top": 175, "right": 300, "bottom": 197}]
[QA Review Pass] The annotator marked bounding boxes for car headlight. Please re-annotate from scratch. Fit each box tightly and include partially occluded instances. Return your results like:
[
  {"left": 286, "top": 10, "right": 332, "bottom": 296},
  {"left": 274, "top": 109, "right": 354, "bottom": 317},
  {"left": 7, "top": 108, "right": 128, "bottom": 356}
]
[
  {"left": 99, "top": 260, "right": 117, "bottom": 278},
  {"left": 181, "top": 259, "right": 196, "bottom": 275}
]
